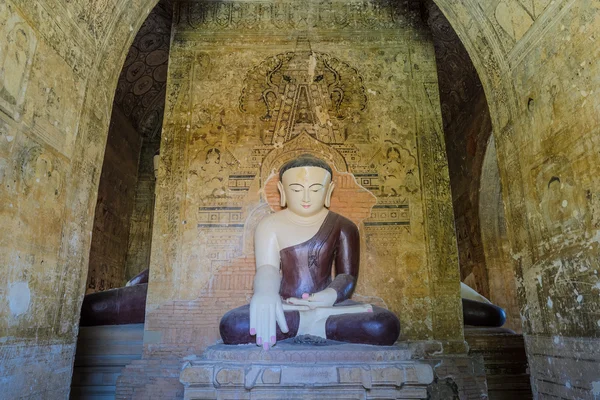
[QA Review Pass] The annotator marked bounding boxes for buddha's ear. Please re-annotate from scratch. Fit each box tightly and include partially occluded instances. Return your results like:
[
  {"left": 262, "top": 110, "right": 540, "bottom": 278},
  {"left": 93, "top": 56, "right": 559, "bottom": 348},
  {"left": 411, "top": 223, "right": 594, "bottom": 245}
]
[
  {"left": 277, "top": 180, "right": 286, "bottom": 207},
  {"left": 325, "top": 181, "right": 335, "bottom": 208}
]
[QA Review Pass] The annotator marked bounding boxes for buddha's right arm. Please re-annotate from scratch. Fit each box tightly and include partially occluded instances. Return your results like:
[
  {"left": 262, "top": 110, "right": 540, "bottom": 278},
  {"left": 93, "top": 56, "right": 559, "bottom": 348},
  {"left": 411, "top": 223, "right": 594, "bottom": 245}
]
[
  {"left": 251, "top": 218, "right": 289, "bottom": 346},
  {"left": 254, "top": 217, "right": 280, "bottom": 278},
  {"left": 253, "top": 264, "right": 281, "bottom": 294}
]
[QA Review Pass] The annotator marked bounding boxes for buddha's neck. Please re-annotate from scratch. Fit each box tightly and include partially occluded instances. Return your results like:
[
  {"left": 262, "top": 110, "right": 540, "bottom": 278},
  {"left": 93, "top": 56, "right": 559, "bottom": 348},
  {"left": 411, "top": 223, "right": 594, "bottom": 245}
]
[{"left": 283, "top": 208, "right": 329, "bottom": 226}]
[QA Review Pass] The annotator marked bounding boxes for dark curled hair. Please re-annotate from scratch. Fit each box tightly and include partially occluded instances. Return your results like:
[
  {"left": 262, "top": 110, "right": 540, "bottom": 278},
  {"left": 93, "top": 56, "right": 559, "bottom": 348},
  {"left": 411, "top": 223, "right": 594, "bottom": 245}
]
[{"left": 279, "top": 154, "right": 333, "bottom": 181}]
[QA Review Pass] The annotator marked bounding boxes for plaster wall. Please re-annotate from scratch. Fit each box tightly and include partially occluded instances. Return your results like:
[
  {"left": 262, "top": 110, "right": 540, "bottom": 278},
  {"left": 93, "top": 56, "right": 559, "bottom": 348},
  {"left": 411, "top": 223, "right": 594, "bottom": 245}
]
[
  {"left": 508, "top": 8, "right": 600, "bottom": 394},
  {"left": 479, "top": 136, "right": 520, "bottom": 333},
  {"left": 0, "top": 0, "right": 157, "bottom": 397},
  {"left": 124, "top": 137, "right": 160, "bottom": 280},
  {"left": 431, "top": 0, "right": 600, "bottom": 397},
  {"left": 144, "top": 0, "right": 463, "bottom": 358},
  {"left": 427, "top": 2, "right": 492, "bottom": 301},
  {"left": 85, "top": 108, "right": 143, "bottom": 294},
  {"left": 426, "top": 2, "right": 520, "bottom": 332},
  {"left": 444, "top": 79, "right": 493, "bottom": 305}
]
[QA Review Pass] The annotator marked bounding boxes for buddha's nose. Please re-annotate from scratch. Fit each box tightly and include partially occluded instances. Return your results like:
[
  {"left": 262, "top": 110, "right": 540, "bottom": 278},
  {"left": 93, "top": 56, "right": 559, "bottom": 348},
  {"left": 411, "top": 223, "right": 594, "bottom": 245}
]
[{"left": 302, "top": 189, "right": 310, "bottom": 203}]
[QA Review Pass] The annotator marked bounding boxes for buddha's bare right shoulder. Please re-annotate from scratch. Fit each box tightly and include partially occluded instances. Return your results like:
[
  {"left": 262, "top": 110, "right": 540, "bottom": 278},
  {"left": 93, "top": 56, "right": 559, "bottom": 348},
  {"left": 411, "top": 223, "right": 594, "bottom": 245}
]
[{"left": 255, "top": 211, "right": 287, "bottom": 236}]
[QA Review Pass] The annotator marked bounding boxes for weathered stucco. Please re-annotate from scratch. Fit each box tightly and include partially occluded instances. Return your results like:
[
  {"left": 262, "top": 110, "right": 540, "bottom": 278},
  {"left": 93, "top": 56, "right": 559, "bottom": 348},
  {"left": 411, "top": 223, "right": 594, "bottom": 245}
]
[
  {"left": 433, "top": 0, "right": 600, "bottom": 397},
  {"left": 427, "top": 1, "right": 493, "bottom": 300},
  {"left": 0, "top": 0, "right": 157, "bottom": 397},
  {"left": 425, "top": 1, "right": 520, "bottom": 332},
  {"left": 85, "top": 108, "right": 142, "bottom": 294},
  {"left": 144, "top": 0, "right": 462, "bottom": 358},
  {"left": 124, "top": 136, "right": 160, "bottom": 281},
  {"left": 85, "top": 1, "right": 171, "bottom": 293},
  {"left": 1, "top": 0, "right": 600, "bottom": 398}
]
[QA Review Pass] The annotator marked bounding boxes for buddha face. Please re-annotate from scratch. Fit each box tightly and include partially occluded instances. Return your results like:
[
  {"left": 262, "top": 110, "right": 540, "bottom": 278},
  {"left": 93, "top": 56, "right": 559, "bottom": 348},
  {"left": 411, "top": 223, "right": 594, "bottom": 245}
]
[{"left": 279, "top": 166, "right": 334, "bottom": 217}]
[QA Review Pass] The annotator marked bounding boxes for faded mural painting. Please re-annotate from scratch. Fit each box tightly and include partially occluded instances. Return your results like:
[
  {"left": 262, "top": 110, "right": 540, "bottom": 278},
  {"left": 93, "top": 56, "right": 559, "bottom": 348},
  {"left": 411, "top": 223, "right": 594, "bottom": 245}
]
[
  {"left": 145, "top": 0, "right": 462, "bottom": 356},
  {"left": 0, "top": 2, "right": 37, "bottom": 122}
]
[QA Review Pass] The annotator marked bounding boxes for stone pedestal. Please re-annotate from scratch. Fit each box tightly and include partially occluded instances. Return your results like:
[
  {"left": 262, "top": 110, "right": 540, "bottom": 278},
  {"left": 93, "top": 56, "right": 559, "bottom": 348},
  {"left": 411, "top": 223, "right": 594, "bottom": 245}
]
[{"left": 179, "top": 341, "right": 433, "bottom": 400}]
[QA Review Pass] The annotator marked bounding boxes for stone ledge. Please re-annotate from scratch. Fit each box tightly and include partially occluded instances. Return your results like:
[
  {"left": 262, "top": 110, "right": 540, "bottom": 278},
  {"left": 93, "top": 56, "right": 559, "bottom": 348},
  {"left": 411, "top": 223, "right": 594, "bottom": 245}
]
[
  {"left": 180, "top": 342, "right": 433, "bottom": 400},
  {"left": 200, "top": 342, "right": 413, "bottom": 363}
]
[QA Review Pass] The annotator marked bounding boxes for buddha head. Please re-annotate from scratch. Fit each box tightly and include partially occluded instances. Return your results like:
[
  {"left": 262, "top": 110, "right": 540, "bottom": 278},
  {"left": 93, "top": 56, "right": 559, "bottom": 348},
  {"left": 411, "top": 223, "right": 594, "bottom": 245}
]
[{"left": 277, "top": 154, "right": 335, "bottom": 217}]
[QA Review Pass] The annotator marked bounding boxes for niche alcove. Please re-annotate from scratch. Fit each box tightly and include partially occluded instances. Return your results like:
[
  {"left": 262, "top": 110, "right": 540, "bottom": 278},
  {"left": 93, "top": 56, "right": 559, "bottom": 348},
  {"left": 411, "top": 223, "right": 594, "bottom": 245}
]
[{"left": 73, "top": 0, "right": 529, "bottom": 398}]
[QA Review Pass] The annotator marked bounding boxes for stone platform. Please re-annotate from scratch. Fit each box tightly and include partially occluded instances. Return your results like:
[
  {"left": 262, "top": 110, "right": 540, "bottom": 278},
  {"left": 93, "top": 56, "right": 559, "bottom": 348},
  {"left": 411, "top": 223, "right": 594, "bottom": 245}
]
[{"left": 179, "top": 340, "right": 433, "bottom": 399}]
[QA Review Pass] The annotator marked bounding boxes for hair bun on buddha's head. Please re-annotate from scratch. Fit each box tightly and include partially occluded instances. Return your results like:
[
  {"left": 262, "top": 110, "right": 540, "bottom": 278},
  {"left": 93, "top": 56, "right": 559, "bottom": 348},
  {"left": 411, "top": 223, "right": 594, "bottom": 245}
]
[{"left": 279, "top": 154, "right": 333, "bottom": 181}]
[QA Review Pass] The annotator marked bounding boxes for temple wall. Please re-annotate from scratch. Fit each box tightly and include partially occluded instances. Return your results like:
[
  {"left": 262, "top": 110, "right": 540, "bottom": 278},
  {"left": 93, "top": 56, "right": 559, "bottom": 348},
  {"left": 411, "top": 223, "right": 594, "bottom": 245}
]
[
  {"left": 0, "top": 0, "right": 156, "bottom": 397},
  {"left": 427, "top": 2, "right": 492, "bottom": 301},
  {"left": 478, "top": 136, "right": 520, "bottom": 333},
  {"left": 124, "top": 137, "right": 160, "bottom": 281},
  {"left": 425, "top": 2, "right": 520, "bottom": 332},
  {"left": 505, "top": 6, "right": 600, "bottom": 394},
  {"left": 145, "top": 0, "right": 463, "bottom": 358},
  {"left": 85, "top": 108, "right": 143, "bottom": 294},
  {"left": 0, "top": 0, "right": 92, "bottom": 395},
  {"left": 431, "top": 0, "right": 600, "bottom": 397},
  {"left": 107, "top": 0, "right": 171, "bottom": 285}
]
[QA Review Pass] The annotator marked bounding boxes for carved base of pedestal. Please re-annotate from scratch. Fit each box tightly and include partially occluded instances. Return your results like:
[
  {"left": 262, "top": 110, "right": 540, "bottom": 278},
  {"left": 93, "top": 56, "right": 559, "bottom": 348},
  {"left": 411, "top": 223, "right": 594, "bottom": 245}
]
[{"left": 179, "top": 341, "right": 433, "bottom": 400}]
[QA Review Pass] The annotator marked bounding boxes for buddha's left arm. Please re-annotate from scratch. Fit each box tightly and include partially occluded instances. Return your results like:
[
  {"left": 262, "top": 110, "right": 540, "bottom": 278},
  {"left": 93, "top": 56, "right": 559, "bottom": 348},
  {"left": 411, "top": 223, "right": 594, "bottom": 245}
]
[{"left": 328, "top": 221, "right": 360, "bottom": 304}]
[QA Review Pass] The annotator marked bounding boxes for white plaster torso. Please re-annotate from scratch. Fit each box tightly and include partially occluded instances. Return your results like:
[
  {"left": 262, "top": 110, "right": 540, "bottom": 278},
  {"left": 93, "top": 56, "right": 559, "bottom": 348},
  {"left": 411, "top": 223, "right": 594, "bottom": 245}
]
[{"left": 255, "top": 208, "right": 330, "bottom": 268}]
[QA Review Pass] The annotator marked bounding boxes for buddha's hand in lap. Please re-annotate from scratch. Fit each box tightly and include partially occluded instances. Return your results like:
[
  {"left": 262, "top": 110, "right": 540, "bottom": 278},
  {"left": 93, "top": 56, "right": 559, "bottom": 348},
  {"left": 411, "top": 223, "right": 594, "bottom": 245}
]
[
  {"left": 285, "top": 287, "right": 337, "bottom": 309},
  {"left": 249, "top": 292, "right": 289, "bottom": 350}
]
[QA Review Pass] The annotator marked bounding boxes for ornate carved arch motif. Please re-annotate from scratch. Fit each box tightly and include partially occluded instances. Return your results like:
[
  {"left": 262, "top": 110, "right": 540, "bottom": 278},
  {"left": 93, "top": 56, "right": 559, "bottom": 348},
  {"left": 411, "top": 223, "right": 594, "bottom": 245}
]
[
  {"left": 239, "top": 48, "right": 368, "bottom": 146},
  {"left": 259, "top": 131, "right": 348, "bottom": 188}
]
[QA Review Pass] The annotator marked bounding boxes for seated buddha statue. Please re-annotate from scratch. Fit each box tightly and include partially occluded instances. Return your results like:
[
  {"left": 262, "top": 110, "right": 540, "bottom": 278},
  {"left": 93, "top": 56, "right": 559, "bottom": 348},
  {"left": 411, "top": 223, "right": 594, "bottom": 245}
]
[{"left": 220, "top": 155, "right": 400, "bottom": 349}]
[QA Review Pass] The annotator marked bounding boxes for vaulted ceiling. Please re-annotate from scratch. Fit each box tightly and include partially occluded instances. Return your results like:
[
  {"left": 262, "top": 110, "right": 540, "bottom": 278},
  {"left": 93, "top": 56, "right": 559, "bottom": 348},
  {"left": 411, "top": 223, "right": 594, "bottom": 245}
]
[{"left": 112, "top": 0, "right": 172, "bottom": 139}]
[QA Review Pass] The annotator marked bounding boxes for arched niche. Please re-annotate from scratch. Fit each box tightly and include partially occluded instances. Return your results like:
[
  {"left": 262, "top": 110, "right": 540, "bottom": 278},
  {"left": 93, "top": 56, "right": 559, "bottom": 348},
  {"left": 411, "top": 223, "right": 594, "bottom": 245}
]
[
  {"left": 259, "top": 131, "right": 348, "bottom": 188},
  {"left": 81, "top": 1, "right": 517, "bottom": 314}
]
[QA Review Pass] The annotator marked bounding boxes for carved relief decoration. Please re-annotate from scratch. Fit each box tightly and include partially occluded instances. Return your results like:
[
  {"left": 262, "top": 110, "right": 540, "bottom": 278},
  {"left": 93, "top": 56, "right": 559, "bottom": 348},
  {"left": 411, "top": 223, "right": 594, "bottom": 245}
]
[
  {"left": 240, "top": 48, "right": 368, "bottom": 145},
  {"left": 0, "top": 2, "right": 37, "bottom": 121},
  {"left": 259, "top": 131, "right": 348, "bottom": 186},
  {"left": 176, "top": 0, "right": 413, "bottom": 32}
]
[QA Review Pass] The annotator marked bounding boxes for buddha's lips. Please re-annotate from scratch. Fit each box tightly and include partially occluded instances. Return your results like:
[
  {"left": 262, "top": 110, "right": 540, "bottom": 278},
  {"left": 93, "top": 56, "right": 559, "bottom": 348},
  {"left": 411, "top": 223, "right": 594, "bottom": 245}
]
[{"left": 302, "top": 204, "right": 311, "bottom": 209}]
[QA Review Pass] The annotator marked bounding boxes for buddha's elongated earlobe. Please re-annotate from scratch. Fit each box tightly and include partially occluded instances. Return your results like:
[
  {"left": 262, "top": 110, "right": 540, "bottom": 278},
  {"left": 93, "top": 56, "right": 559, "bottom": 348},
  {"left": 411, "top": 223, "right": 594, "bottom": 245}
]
[
  {"left": 277, "top": 181, "right": 286, "bottom": 207},
  {"left": 325, "top": 182, "right": 335, "bottom": 208}
]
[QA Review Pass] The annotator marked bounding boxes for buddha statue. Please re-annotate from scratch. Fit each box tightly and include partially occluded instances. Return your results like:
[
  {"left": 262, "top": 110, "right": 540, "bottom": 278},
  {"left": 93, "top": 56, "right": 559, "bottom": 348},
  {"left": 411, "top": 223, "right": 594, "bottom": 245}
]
[
  {"left": 220, "top": 155, "right": 401, "bottom": 349},
  {"left": 79, "top": 155, "right": 504, "bottom": 339},
  {"left": 461, "top": 282, "right": 507, "bottom": 328}
]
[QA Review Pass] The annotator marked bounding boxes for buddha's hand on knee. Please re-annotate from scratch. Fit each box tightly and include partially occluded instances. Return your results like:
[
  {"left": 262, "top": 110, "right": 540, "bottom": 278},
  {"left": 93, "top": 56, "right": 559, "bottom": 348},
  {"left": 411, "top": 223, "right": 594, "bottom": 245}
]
[
  {"left": 249, "top": 293, "right": 289, "bottom": 350},
  {"left": 286, "top": 288, "right": 337, "bottom": 309}
]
